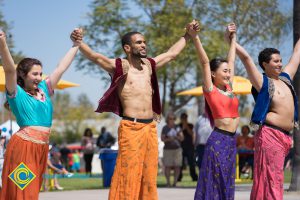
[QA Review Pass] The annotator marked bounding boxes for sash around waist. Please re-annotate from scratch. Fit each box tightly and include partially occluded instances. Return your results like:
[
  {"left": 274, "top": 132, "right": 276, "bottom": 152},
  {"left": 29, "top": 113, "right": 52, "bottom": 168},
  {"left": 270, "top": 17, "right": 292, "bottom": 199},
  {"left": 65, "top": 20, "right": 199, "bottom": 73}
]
[{"left": 16, "top": 127, "right": 50, "bottom": 144}]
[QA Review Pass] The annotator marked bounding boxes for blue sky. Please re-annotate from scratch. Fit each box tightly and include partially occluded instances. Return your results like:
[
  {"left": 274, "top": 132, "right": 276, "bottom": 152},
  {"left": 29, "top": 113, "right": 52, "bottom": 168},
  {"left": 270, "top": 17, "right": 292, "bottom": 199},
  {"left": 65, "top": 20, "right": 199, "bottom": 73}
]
[
  {"left": 2, "top": 0, "right": 102, "bottom": 106},
  {"left": 1, "top": 0, "right": 294, "bottom": 108}
]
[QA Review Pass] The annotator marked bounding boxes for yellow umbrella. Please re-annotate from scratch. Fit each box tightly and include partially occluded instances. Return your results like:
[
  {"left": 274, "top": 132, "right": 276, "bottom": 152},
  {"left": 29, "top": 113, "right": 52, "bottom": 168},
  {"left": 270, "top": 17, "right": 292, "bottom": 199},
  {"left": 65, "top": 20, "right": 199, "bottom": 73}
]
[
  {"left": 0, "top": 66, "right": 79, "bottom": 92},
  {"left": 177, "top": 76, "right": 252, "bottom": 96}
]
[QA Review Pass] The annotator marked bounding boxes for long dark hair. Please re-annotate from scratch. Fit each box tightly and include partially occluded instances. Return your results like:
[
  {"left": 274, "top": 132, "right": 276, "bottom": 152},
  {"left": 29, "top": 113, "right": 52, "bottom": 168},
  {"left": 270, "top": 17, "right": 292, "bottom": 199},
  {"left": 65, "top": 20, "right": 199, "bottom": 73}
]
[
  {"left": 16, "top": 58, "right": 43, "bottom": 88},
  {"left": 205, "top": 58, "right": 228, "bottom": 128},
  {"left": 4, "top": 58, "right": 42, "bottom": 110},
  {"left": 83, "top": 128, "right": 93, "bottom": 138}
]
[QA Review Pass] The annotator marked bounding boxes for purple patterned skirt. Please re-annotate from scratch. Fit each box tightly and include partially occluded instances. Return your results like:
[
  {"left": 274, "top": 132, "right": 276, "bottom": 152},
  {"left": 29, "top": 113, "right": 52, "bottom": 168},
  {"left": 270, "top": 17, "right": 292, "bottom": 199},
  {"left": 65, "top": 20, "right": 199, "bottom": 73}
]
[{"left": 194, "top": 128, "right": 236, "bottom": 200}]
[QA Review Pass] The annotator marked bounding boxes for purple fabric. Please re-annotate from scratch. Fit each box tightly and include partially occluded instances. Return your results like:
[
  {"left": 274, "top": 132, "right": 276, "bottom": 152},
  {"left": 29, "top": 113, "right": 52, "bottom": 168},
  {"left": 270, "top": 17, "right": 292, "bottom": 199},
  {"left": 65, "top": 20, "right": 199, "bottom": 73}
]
[{"left": 194, "top": 129, "right": 236, "bottom": 200}]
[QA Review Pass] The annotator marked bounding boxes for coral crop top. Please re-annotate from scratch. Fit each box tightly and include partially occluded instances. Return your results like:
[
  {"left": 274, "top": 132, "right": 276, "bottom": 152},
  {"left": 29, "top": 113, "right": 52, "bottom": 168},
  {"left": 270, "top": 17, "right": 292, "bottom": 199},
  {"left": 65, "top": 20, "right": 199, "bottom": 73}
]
[{"left": 203, "top": 84, "right": 239, "bottom": 119}]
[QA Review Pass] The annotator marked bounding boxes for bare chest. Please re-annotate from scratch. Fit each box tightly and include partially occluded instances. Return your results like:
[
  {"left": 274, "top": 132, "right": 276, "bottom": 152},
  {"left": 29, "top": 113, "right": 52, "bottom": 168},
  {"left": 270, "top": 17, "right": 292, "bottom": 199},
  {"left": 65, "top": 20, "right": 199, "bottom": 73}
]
[
  {"left": 270, "top": 80, "right": 294, "bottom": 108},
  {"left": 118, "top": 66, "right": 153, "bottom": 97}
]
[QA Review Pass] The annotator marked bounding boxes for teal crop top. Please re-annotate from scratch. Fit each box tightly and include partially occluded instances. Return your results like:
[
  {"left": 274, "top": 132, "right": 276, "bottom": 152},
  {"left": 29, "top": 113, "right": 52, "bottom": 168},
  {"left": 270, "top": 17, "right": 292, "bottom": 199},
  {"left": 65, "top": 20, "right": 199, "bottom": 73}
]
[{"left": 6, "top": 79, "right": 54, "bottom": 127}]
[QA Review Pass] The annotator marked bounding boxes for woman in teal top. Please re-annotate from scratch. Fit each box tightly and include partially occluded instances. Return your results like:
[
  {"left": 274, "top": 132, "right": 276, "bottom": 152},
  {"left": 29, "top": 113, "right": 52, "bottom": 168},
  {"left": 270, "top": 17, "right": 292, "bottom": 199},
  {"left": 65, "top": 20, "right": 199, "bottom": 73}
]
[{"left": 0, "top": 29, "right": 82, "bottom": 200}]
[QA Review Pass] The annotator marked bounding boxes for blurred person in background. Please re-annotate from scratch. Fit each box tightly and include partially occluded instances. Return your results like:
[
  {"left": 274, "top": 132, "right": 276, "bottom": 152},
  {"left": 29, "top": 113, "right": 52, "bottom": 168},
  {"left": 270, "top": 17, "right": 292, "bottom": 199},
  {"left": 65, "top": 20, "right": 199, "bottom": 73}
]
[
  {"left": 81, "top": 128, "right": 95, "bottom": 177},
  {"left": 71, "top": 149, "right": 81, "bottom": 173},
  {"left": 161, "top": 112, "right": 184, "bottom": 187},
  {"left": 236, "top": 125, "right": 254, "bottom": 179},
  {"left": 194, "top": 113, "right": 213, "bottom": 169},
  {"left": 45, "top": 145, "right": 73, "bottom": 191},
  {"left": 96, "top": 126, "right": 115, "bottom": 149},
  {"left": 177, "top": 112, "right": 198, "bottom": 182},
  {"left": 59, "top": 142, "right": 71, "bottom": 171}
]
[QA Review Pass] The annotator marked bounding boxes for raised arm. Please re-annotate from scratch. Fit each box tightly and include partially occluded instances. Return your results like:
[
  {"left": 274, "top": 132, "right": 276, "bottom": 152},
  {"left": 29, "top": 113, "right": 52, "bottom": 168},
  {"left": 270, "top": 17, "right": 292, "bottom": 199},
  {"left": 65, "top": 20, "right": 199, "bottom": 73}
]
[
  {"left": 283, "top": 38, "right": 300, "bottom": 80},
  {"left": 48, "top": 29, "right": 80, "bottom": 89},
  {"left": 153, "top": 21, "right": 201, "bottom": 70},
  {"left": 236, "top": 43, "right": 263, "bottom": 91},
  {"left": 187, "top": 23, "right": 212, "bottom": 91},
  {"left": 70, "top": 28, "right": 115, "bottom": 74},
  {"left": 225, "top": 23, "right": 236, "bottom": 83},
  {"left": 0, "top": 30, "right": 16, "bottom": 94},
  {"left": 153, "top": 33, "right": 190, "bottom": 70}
]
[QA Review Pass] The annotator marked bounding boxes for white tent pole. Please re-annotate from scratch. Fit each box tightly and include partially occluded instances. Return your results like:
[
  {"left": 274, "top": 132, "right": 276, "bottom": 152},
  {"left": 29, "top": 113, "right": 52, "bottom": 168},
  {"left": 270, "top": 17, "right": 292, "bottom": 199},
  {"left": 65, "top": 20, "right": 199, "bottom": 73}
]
[{"left": 1, "top": 93, "right": 4, "bottom": 123}]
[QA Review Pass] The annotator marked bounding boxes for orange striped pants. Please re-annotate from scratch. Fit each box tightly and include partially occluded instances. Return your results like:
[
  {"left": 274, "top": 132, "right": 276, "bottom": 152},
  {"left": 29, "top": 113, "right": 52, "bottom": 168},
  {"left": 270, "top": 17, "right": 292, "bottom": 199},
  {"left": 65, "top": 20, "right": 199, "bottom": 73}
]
[{"left": 109, "top": 120, "right": 158, "bottom": 200}]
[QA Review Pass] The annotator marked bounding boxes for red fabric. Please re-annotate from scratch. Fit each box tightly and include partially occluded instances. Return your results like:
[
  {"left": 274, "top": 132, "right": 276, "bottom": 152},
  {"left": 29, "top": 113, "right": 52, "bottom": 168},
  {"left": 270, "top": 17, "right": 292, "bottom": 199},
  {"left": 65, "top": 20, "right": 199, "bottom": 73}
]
[
  {"left": 0, "top": 130, "right": 49, "bottom": 200},
  {"left": 204, "top": 85, "right": 239, "bottom": 119},
  {"left": 250, "top": 125, "right": 292, "bottom": 200},
  {"left": 236, "top": 136, "right": 254, "bottom": 150},
  {"left": 95, "top": 58, "right": 161, "bottom": 117}
]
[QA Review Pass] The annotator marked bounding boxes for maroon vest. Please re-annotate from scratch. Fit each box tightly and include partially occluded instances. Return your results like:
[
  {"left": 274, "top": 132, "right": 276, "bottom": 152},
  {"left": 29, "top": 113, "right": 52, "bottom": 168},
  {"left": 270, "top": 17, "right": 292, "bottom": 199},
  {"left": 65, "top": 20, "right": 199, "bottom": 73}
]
[{"left": 95, "top": 58, "right": 162, "bottom": 119}]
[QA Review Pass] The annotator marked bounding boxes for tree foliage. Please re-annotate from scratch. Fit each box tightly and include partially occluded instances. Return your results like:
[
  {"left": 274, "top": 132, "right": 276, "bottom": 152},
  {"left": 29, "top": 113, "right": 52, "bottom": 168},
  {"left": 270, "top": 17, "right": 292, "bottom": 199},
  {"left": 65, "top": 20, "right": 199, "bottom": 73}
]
[
  {"left": 0, "top": 1, "right": 23, "bottom": 63},
  {"left": 51, "top": 92, "right": 108, "bottom": 143},
  {"left": 76, "top": 0, "right": 288, "bottom": 114}
]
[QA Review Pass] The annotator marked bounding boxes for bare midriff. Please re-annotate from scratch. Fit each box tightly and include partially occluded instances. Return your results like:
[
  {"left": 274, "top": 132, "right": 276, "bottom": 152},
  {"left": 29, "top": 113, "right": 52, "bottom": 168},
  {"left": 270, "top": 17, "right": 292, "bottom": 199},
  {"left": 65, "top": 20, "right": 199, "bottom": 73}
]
[
  {"left": 214, "top": 117, "right": 240, "bottom": 133},
  {"left": 118, "top": 65, "right": 153, "bottom": 119},
  {"left": 265, "top": 79, "right": 295, "bottom": 132}
]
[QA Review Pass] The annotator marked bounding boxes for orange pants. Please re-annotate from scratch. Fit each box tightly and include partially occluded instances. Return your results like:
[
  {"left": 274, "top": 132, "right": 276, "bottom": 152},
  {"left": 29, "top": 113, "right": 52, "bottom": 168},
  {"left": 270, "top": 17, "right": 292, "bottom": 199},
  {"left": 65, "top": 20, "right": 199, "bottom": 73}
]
[
  {"left": 250, "top": 125, "right": 292, "bottom": 200},
  {"left": 0, "top": 128, "right": 49, "bottom": 200},
  {"left": 109, "top": 120, "right": 158, "bottom": 200}
]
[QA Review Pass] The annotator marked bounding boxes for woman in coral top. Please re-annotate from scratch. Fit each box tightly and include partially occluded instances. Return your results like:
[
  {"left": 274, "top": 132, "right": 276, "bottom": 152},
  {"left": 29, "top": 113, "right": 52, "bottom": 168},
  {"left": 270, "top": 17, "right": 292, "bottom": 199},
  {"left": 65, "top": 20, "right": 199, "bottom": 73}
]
[
  {"left": 0, "top": 29, "right": 81, "bottom": 200},
  {"left": 187, "top": 22, "right": 239, "bottom": 200}
]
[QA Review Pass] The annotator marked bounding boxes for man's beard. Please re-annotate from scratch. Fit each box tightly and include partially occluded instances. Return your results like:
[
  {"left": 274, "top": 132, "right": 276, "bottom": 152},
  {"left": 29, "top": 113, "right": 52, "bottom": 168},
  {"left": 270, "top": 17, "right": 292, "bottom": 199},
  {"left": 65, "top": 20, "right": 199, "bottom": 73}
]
[{"left": 132, "top": 49, "right": 147, "bottom": 58}]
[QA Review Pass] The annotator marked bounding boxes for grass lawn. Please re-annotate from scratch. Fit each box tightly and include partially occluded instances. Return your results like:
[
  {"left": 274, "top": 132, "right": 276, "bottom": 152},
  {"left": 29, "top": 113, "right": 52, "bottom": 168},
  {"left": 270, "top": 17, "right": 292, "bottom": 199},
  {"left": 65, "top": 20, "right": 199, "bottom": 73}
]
[{"left": 49, "top": 170, "right": 292, "bottom": 191}]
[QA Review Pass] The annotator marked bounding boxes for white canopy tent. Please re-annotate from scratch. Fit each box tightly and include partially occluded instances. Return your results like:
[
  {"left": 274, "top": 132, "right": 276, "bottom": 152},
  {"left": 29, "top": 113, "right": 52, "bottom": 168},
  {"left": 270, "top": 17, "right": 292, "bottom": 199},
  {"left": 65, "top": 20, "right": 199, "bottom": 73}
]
[{"left": 0, "top": 120, "right": 19, "bottom": 139}]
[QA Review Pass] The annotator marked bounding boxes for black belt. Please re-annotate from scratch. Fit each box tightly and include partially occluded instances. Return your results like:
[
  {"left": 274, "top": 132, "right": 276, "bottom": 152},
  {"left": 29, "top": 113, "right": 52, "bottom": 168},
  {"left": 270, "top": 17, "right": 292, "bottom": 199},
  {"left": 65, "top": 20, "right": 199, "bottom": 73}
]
[
  {"left": 263, "top": 123, "right": 291, "bottom": 135},
  {"left": 214, "top": 127, "right": 236, "bottom": 137},
  {"left": 122, "top": 116, "right": 153, "bottom": 124}
]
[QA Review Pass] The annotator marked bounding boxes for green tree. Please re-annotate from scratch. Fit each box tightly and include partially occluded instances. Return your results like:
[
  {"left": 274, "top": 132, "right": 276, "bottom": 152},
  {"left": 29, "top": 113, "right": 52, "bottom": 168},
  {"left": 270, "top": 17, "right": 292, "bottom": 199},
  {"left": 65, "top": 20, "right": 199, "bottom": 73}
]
[{"left": 51, "top": 92, "right": 105, "bottom": 143}]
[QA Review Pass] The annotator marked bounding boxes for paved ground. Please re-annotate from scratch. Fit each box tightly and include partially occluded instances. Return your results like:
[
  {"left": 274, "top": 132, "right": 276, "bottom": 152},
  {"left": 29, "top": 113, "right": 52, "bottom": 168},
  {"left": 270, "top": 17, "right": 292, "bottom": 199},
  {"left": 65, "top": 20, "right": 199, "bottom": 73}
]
[{"left": 39, "top": 184, "right": 300, "bottom": 200}]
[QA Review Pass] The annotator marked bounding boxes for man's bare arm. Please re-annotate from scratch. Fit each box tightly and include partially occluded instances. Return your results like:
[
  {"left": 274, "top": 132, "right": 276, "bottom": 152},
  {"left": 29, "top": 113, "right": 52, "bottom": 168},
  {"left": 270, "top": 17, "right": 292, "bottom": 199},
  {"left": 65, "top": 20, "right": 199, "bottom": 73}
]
[
  {"left": 236, "top": 43, "right": 263, "bottom": 91},
  {"left": 71, "top": 29, "right": 115, "bottom": 74},
  {"left": 284, "top": 38, "right": 300, "bottom": 80},
  {"left": 153, "top": 33, "right": 190, "bottom": 70}
]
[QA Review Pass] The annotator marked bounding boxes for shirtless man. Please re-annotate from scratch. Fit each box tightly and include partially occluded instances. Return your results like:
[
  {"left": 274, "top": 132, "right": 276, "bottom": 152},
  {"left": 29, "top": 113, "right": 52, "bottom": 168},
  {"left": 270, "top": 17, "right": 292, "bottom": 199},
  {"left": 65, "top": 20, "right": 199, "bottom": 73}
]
[
  {"left": 235, "top": 38, "right": 300, "bottom": 200},
  {"left": 71, "top": 21, "right": 198, "bottom": 200}
]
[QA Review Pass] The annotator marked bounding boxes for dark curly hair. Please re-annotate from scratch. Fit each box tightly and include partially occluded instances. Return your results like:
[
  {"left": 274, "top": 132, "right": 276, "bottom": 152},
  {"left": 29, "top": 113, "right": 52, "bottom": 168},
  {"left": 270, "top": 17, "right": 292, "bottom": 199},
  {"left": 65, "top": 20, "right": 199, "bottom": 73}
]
[{"left": 258, "top": 48, "right": 280, "bottom": 70}]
